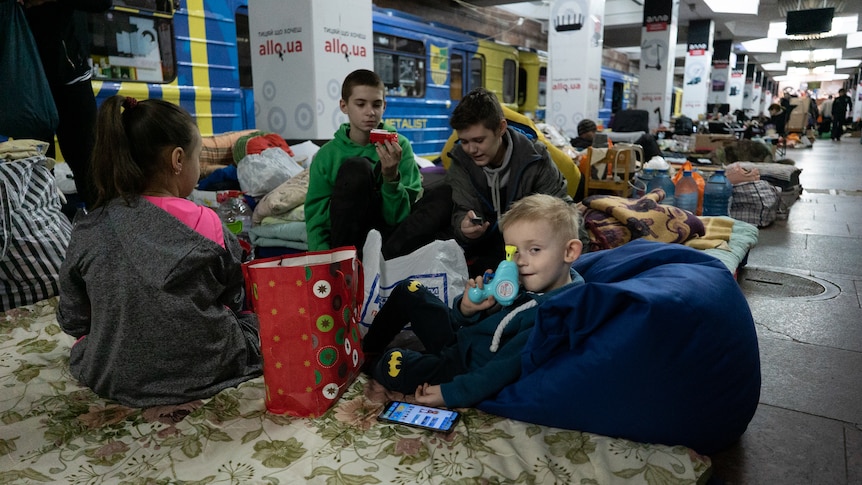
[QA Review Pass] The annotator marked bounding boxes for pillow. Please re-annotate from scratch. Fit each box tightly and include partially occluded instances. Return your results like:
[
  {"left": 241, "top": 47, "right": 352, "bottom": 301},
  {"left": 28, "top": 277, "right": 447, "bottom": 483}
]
[
  {"left": 478, "top": 240, "right": 761, "bottom": 454},
  {"left": 200, "top": 130, "right": 256, "bottom": 170}
]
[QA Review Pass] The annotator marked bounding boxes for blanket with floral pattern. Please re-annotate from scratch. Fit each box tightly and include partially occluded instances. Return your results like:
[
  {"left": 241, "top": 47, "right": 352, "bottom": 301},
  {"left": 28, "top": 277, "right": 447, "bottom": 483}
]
[{"left": 1, "top": 298, "right": 712, "bottom": 484}]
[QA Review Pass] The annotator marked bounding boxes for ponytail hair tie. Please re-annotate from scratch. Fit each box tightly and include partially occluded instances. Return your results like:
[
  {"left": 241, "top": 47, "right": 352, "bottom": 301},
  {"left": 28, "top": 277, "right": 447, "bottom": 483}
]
[{"left": 122, "top": 96, "right": 138, "bottom": 110}]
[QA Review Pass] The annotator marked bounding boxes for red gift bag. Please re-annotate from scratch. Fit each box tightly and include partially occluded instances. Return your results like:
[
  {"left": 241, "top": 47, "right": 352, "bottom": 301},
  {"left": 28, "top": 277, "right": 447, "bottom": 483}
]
[{"left": 243, "top": 247, "right": 364, "bottom": 417}]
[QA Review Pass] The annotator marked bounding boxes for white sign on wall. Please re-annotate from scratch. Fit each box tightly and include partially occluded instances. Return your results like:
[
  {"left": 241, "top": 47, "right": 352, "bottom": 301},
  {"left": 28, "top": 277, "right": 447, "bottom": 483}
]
[
  {"left": 547, "top": 0, "right": 605, "bottom": 139},
  {"left": 249, "top": 1, "right": 374, "bottom": 139}
]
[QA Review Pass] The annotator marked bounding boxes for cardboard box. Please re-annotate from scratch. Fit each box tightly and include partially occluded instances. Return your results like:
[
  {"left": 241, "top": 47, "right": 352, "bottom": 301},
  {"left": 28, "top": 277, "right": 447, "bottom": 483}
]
[{"left": 694, "top": 134, "right": 736, "bottom": 153}]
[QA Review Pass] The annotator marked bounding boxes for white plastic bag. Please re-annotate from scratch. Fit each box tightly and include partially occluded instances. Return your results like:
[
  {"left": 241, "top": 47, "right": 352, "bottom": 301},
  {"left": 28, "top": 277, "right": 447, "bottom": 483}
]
[
  {"left": 360, "top": 230, "right": 469, "bottom": 332},
  {"left": 237, "top": 147, "right": 304, "bottom": 197}
]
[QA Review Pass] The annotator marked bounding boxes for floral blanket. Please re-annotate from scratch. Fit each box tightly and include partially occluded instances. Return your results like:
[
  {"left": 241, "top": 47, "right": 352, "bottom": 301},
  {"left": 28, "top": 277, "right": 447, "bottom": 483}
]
[{"left": 1, "top": 298, "right": 712, "bottom": 484}]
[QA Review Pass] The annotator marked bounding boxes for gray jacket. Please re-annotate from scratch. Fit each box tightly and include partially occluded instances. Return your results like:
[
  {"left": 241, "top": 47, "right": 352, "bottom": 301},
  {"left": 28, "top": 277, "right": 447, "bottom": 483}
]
[
  {"left": 57, "top": 198, "right": 262, "bottom": 407},
  {"left": 444, "top": 126, "right": 570, "bottom": 246}
]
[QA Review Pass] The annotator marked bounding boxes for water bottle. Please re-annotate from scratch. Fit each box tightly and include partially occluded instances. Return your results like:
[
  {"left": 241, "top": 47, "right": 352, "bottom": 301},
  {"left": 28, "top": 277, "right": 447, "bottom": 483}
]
[
  {"left": 702, "top": 170, "right": 733, "bottom": 216},
  {"left": 674, "top": 170, "right": 699, "bottom": 214},
  {"left": 633, "top": 168, "right": 653, "bottom": 197},
  {"left": 647, "top": 168, "right": 675, "bottom": 206},
  {"left": 216, "top": 190, "right": 253, "bottom": 244}
]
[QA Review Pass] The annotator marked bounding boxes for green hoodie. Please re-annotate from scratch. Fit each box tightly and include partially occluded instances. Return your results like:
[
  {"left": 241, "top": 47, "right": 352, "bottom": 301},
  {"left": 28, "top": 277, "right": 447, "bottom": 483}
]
[{"left": 305, "top": 123, "right": 422, "bottom": 251}]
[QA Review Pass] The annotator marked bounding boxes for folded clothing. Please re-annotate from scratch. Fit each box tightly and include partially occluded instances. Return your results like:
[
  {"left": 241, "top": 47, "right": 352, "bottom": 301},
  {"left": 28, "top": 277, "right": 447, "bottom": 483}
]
[{"left": 249, "top": 222, "right": 307, "bottom": 250}]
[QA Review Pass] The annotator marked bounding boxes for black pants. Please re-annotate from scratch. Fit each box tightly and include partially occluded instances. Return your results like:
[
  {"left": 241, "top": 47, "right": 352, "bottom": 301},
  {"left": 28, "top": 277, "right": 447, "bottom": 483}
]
[
  {"left": 831, "top": 116, "right": 846, "bottom": 140},
  {"left": 41, "top": 79, "right": 98, "bottom": 208},
  {"left": 330, "top": 157, "right": 454, "bottom": 259},
  {"left": 362, "top": 280, "right": 465, "bottom": 394}
]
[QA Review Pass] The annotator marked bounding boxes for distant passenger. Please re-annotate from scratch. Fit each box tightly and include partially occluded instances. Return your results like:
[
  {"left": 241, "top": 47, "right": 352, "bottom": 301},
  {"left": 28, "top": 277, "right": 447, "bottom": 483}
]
[
  {"left": 570, "top": 119, "right": 597, "bottom": 149},
  {"left": 830, "top": 88, "right": 853, "bottom": 141},
  {"left": 444, "top": 87, "right": 571, "bottom": 277},
  {"left": 304, "top": 69, "right": 451, "bottom": 258},
  {"left": 767, "top": 103, "right": 787, "bottom": 136}
]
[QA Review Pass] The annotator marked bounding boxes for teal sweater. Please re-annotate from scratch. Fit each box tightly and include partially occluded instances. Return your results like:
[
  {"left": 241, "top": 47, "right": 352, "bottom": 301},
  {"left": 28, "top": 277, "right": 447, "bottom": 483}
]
[
  {"left": 441, "top": 269, "right": 585, "bottom": 408},
  {"left": 305, "top": 123, "right": 422, "bottom": 251}
]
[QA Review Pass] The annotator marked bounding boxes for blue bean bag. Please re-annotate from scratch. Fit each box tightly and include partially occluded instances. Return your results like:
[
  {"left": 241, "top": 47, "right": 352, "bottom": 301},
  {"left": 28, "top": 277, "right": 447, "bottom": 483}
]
[{"left": 478, "top": 239, "right": 761, "bottom": 454}]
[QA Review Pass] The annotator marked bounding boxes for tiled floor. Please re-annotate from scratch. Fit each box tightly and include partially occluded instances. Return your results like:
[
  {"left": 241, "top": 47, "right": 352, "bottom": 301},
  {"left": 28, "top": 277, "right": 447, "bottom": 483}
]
[{"left": 708, "top": 134, "right": 862, "bottom": 484}]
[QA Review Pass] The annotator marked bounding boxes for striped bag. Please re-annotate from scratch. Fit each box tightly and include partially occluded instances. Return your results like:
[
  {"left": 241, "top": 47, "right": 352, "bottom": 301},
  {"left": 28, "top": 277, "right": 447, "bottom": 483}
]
[{"left": 0, "top": 156, "right": 72, "bottom": 311}]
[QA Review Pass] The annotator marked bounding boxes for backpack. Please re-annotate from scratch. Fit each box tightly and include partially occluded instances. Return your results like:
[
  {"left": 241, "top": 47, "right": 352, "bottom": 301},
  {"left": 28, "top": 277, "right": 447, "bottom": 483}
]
[{"left": 674, "top": 115, "right": 694, "bottom": 136}]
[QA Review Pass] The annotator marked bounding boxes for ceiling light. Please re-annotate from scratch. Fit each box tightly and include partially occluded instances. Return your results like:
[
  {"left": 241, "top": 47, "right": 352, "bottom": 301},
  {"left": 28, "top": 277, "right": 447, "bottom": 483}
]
[
  {"left": 774, "top": 73, "right": 849, "bottom": 82},
  {"left": 704, "top": 0, "right": 758, "bottom": 15},
  {"left": 848, "top": 32, "right": 862, "bottom": 49},
  {"left": 836, "top": 59, "right": 861, "bottom": 69},
  {"left": 768, "top": 15, "right": 858, "bottom": 39},
  {"left": 779, "top": 48, "right": 843, "bottom": 63},
  {"left": 740, "top": 38, "right": 778, "bottom": 53},
  {"left": 762, "top": 62, "right": 786, "bottom": 71}
]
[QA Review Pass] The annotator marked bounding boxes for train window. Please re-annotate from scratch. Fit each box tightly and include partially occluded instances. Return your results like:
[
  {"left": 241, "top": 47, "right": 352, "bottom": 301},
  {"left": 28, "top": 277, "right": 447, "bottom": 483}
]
[
  {"left": 502, "top": 58, "right": 516, "bottom": 104},
  {"left": 600, "top": 78, "right": 606, "bottom": 107},
  {"left": 517, "top": 67, "right": 527, "bottom": 106},
  {"left": 469, "top": 56, "right": 484, "bottom": 90},
  {"left": 236, "top": 10, "right": 252, "bottom": 88},
  {"left": 374, "top": 34, "right": 425, "bottom": 97},
  {"left": 88, "top": 9, "right": 176, "bottom": 83},
  {"left": 451, "top": 54, "right": 464, "bottom": 101},
  {"left": 537, "top": 66, "right": 547, "bottom": 106}
]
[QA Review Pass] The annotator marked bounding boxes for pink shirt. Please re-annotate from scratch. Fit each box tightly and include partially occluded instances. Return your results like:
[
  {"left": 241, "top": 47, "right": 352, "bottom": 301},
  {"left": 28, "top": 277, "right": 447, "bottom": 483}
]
[{"left": 143, "top": 196, "right": 225, "bottom": 248}]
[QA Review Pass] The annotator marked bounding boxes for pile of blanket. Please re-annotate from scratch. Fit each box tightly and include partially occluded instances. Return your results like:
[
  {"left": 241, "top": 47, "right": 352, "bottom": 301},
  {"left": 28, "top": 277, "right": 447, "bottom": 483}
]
[{"left": 577, "top": 189, "right": 706, "bottom": 252}]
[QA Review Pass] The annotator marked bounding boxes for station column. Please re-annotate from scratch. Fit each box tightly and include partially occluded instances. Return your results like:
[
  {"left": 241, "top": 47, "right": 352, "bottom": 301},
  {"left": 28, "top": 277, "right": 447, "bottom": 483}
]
[
  {"left": 249, "top": 0, "right": 374, "bottom": 139},
  {"left": 547, "top": 0, "right": 606, "bottom": 139},
  {"left": 727, "top": 55, "right": 748, "bottom": 114},
  {"left": 707, "top": 39, "right": 733, "bottom": 113},
  {"left": 742, "top": 62, "right": 757, "bottom": 115},
  {"left": 637, "top": 0, "right": 678, "bottom": 130},
  {"left": 681, "top": 19, "right": 714, "bottom": 120}
]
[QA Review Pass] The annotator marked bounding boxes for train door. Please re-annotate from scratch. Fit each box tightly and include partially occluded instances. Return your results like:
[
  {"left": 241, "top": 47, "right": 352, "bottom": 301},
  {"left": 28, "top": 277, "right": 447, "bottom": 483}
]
[
  {"left": 612, "top": 80, "right": 625, "bottom": 113},
  {"left": 474, "top": 40, "right": 519, "bottom": 111},
  {"left": 516, "top": 49, "right": 548, "bottom": 121}
]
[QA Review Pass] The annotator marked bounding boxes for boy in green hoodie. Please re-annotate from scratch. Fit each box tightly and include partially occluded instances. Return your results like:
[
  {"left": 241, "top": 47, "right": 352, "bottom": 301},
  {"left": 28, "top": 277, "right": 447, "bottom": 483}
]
[{"left": 305, "top": 69, "right": 450, "bottom": 258}]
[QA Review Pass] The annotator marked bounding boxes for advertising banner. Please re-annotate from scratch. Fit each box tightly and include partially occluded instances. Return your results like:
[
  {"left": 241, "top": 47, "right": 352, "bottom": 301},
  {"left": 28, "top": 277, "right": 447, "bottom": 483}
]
[
  {"left": 250, "top": 0, "right": 373, "bottom": 139},
  {"left": 707, "top": 39, "right": 732, "bottom": 106},
  {"left": 547, "top": 0, "right": 606, "bottom": 139},
  {"left": 728, "top": 55, "right": 747, "bottom": 114},
  {"left": 637, "top": 0, "right": 678, "bottom": 129},
  {"left": 681, "top": 19, "right": 713, "bottom": 119}
]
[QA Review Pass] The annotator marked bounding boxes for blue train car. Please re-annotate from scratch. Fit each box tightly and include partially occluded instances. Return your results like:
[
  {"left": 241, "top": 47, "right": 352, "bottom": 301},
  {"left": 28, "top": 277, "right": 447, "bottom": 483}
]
[
  {"left": 374, "top": 8, "right": 479, "bottom": 157},
  {"left": 598, "top": 66, "right": 638, "bottom": 130},
  {"left": 87, "top": 0, "right": 251, "bottom": 137}
]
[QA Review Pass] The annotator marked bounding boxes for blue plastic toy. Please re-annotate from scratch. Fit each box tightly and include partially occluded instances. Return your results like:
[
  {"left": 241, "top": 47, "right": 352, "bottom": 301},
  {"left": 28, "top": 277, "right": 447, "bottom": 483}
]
[{"left": 468, "top": 245, "right": 520, "bottom": 306}]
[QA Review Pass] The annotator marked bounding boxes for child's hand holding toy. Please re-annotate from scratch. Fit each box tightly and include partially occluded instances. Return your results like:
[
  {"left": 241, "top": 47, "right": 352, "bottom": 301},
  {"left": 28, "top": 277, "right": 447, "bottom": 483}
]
[{"left": 466, "top": 245, "right": 520, "bottom": 308}]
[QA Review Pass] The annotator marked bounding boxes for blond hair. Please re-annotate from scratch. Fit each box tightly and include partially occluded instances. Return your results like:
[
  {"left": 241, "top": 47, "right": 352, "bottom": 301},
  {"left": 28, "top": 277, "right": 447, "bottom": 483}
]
[{"left": 501, "top": 194, "right": 580, "bottom": 243}]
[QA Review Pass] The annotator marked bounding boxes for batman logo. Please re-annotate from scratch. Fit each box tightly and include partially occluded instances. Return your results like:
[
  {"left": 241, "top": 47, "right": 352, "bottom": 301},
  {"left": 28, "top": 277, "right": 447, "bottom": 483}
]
[{"left": 387, "top": 351, "right": 403, "bottom": 377}]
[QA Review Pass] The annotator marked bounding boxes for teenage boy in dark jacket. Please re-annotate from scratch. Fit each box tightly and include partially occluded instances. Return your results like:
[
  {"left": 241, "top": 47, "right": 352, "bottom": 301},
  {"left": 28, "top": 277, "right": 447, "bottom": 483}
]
[{"left": 444, "top": 87, "right": 570, "bottom": 276}]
